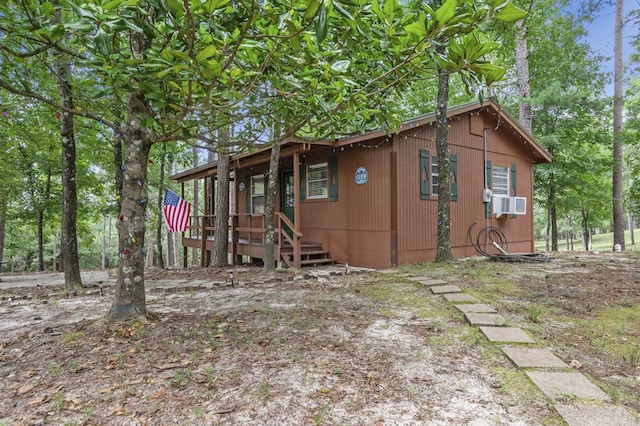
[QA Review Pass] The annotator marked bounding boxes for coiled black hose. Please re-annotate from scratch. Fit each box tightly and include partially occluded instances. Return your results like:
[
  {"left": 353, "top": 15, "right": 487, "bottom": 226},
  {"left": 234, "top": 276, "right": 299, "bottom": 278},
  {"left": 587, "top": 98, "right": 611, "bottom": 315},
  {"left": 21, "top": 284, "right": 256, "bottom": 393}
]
[{"left": 467, "top": 222, "right": 550, "bottom": 263}]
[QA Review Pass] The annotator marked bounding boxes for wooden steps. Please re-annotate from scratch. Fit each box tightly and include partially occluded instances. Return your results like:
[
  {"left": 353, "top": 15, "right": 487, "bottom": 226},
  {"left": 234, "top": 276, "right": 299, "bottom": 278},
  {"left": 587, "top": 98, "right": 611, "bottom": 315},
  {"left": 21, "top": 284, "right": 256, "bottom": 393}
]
[{"left": 281, "top": 241, "right": 334, "bottom": 267}]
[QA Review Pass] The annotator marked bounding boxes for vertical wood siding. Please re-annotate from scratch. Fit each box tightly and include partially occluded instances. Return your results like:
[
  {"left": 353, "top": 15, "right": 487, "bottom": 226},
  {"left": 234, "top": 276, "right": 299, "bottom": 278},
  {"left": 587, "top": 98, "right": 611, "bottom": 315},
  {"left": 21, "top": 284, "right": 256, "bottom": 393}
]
[
  {"left": 395, "top": 110, "right": 536, "bottom": 263},
  {"left": 230, "top": 108, "right": 539, "bottom": 268}
]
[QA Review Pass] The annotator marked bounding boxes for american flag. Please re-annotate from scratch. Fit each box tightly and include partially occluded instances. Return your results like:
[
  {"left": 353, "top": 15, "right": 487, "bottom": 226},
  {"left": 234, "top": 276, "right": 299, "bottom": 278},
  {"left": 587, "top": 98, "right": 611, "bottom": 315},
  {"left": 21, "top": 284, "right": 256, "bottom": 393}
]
[{"left": 163, "top": 189, "right": 191, "bottom": 233}]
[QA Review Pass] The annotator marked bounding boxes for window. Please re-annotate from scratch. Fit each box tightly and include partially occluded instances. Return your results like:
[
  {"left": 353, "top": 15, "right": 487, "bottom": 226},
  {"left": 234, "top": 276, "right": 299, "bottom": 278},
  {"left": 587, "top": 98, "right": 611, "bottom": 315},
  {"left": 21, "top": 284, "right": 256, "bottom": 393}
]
[
  {"left": 431, "top": 156, "right": 439, "bottom": 195},
  {"left": 307, "top": 163, "right": 328, "bottom": 199},
  {"left": 420, "top": 150, "right": 458, "bottom": 201},
  {"left": 251, "top": 175, "right": 264, "bottom": 213},
  {"left": 492, "top": 165, "right": 509, "bottom": 196}
]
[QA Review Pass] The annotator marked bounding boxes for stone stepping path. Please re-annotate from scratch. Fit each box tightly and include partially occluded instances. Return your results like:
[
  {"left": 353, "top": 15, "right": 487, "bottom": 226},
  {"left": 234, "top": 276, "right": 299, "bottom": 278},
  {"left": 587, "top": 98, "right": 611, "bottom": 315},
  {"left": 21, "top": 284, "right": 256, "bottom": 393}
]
[
  {"left": 554, "top": 404, "right": 640, "bottom": 426},
  {"left": 430, "top": 284, "right": 461, "bottom": 294},
  {"left": 454, "top": 303, "right": 497, "bottom": 313},
  {"left": 443, "top": 293, "right": 479, "bottom": 303},
  {"left": 418, "top": 279, "right": 448, "bottom": 286},
  {"left": 464, "top": 312, "right": 507, "bottom": 326},
  {"left": 479, "top": 326, "right": 535, "bottom": 343},
  {"left": 406, "top": 276, "right": 443, "bottom": 284},
  {"left": 526, "top": 372, "right": 611, "bottom": 401},
  {"left": 501, "top": 347, "right": 568, "bottom": 368},
  {"left": 408, "top": 272, "right": 640, "bottom": 425}
]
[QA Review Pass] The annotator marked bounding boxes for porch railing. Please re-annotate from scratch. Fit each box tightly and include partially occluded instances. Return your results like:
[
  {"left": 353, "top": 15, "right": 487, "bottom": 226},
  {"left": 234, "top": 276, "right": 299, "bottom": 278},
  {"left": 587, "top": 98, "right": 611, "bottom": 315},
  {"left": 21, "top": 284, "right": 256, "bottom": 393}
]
[{"left": 184, "top": 213, "right": 302, "bottom": 268}]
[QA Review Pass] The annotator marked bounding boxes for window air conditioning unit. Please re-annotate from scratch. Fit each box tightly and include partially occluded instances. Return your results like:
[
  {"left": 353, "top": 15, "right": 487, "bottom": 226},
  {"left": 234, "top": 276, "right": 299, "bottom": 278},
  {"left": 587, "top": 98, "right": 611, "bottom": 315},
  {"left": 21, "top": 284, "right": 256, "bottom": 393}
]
[{"left": 493, "top": 196, "right": 527, "bottom": 218}]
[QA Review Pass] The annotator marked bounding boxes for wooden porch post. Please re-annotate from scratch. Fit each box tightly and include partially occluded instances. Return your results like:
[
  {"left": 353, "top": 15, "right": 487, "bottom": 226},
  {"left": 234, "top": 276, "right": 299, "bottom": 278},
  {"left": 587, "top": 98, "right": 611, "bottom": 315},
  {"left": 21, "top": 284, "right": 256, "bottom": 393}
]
[
  {"left": 181, "top": 182, "right": 188, "bottom": 267},
  {"left": 293, "top": 152, "right": 301, "bottom": 268}
]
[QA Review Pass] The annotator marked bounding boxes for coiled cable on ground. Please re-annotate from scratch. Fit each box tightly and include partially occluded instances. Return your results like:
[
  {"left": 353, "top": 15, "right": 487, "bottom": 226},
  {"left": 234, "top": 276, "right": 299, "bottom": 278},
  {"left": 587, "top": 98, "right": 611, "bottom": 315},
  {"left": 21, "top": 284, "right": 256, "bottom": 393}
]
[{"left": 467, "top": 222, "right": 551, "bottom": 263}]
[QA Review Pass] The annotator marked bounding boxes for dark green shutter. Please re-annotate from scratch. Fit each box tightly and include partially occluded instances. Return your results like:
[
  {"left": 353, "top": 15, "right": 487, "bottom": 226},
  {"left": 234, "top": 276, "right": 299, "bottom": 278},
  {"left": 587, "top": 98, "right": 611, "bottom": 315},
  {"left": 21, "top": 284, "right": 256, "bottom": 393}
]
[
  {"left": 420, "top": 149, "right": 430, "bottom": 200},
  {"left": 245, "top": 175, "right": 251, "bottom": 213},
  {"left": 450, "top": 154, "right": 458, "bottom": 201},
  {"left": 485, "top": 160, "right": 492, "bottom": 219},
  {"left": 329, "top": 156, "right": 338, "bottom": 202},
  {"left": 299, "top": 163, "right": 306, "bottom": 203}
]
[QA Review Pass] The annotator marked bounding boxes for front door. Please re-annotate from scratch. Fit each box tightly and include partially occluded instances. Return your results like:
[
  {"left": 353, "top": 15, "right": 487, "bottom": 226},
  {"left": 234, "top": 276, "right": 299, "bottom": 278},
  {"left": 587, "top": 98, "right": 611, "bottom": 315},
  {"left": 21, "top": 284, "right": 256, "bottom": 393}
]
[{"left": 281, "top": 170, "right": 295, "bottom": 238}]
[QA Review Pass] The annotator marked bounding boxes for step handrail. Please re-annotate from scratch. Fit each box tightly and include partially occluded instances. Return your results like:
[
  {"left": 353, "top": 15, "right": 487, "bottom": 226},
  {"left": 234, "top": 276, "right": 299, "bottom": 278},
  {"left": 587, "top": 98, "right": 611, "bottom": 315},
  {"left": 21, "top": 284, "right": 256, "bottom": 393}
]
[{"left": 276, "top": 212, "right": 302, "bottom": 268}]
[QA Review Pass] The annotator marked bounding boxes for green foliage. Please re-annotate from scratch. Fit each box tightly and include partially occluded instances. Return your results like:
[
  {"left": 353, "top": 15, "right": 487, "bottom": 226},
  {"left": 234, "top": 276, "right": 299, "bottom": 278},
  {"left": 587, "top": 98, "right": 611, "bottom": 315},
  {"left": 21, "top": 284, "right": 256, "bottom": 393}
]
[{"left": 0, "top": 0, "right": 526, "bottom": 276}]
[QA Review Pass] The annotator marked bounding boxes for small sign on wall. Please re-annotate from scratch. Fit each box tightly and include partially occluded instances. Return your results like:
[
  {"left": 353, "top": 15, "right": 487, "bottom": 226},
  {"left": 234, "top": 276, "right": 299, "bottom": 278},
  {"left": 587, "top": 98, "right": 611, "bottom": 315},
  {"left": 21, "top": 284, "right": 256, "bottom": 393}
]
[{"left": 355, "top": 167, "right": 368, "bottom": 185}]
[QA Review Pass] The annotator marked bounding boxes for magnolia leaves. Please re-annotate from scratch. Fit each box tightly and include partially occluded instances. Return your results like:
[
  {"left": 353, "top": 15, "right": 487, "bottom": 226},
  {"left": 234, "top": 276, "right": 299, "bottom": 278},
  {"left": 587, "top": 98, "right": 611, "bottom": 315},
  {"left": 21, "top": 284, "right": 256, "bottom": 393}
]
[{"left": 402, "top": 0, "right": 526, "bottom": 88}]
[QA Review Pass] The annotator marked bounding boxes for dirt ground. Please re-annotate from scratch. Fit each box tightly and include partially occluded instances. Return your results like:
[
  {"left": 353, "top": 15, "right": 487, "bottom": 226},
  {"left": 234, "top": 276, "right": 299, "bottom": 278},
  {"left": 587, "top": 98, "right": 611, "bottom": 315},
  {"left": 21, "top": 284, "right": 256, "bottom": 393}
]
[{"left": 0, "top": 253, "right": 639, "bottom": 425}]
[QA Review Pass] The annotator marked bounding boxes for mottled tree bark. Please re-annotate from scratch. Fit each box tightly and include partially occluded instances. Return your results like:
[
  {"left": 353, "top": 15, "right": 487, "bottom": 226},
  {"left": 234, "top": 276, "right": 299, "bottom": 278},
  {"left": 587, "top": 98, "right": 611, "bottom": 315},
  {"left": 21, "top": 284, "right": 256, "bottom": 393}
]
[
  {"left": 435, "top": 64, "right": 453, "bottom": 262},
  {"left": 109, "top": 103, "right": 152, "bottom": 319},
  {"left": 514, "top": 19, "right": 532, "bottom": 134},
  {"left": 211, "top": 147, "right": 230, "bottom": 268},
  {"left": 108, "top": 25, "right": 154, "bottom": 320},
  {"left": 53, "top": 8, "right": 82, "bottom": 290},
  {"left": 37, "top": 171, "right": 52, "bottom": 272},
  {"left": 263, "top": 139, "right": 281, "bottom": 272},
  {"left": 0, "top": 197, "right": 5, "bottom": 268},
  {"left": 612, "top": 0, "right": 625, "bottom": 251},
  {"left": 549, "top": 174, "right": 558, "bottom": 251},
  {"left": 156, "top": 145, "right": 167, "bottom": 269}
]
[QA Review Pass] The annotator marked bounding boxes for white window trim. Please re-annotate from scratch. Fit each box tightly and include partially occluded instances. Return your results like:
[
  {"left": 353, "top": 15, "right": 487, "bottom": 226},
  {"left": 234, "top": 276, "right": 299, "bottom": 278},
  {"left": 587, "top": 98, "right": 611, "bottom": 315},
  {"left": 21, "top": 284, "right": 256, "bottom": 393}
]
[
  {"left": 431, "top": 156, "right": 439, "bottom": 196},
  {"left": 251, "top": 175, "right": 265, "bottom": 213},
  {"left": 492, "top": 165, "right": 510, "bottom": 196},
  {"left": 307, "top": 162, "right": 328, "bottom": 200}
]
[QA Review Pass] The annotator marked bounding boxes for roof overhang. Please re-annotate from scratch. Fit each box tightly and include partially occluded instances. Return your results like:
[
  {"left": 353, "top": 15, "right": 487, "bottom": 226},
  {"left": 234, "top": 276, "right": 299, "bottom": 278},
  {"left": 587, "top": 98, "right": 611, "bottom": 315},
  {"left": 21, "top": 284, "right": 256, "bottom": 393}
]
[
  {"left": 333, "top": 98, "right": 552, "bottom": 164},
  {"left": 170, "top": 98, "right": 552, "bottom": 183}
]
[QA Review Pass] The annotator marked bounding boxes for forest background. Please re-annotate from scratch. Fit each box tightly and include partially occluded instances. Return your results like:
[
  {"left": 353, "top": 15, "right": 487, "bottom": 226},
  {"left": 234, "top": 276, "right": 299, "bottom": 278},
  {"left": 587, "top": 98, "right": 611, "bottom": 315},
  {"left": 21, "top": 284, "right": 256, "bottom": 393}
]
[{"left": 0, "top": 0, "right": 639, "bottom": 277}]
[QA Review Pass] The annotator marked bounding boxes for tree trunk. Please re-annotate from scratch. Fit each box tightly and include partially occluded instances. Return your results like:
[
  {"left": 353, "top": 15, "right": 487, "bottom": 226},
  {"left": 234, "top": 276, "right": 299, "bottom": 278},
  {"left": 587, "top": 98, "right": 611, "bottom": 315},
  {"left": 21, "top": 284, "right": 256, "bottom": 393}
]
[
  {"left": 146, "top": 231, "right": 155, "bottom": 266},
  {"left": 264, "top": 139, "right": 282, "bottom": 272},
  {"left": 156, "top": 145, "right": 166, "bottom": 269},
  {"left": 612, "top": 0, "right": 625, "bottom": 250},
  {"left": 628, "top": 213, "right": 635, "bottom": 245},
  {"left": 581, "top": 207, "right": 590, "bottom": 250},
  {"left": 53, "top": 11, "right": 82, "bottom": 291},
  {"left": 211, "top": 148, "right": 230, "bottom": 268},
  {"left": 545, "top": 211, "right": 550, "bottom": 251},
  {"left": 38, "top": 210, "right": 45, "bottom": 271},
  {"left": 113, "top": 137, "right": 124, "bottom": 210},
  {"left": 0, "top": 197, "right": 5, "bottom": 268},
  {"left": 549, "top": 172, "right": 558, "bottom": 251},
  {"left": 102, "top": 215, "right": 106, "bottom": 269},
  {"left": 174, "top": 231, "right": 180, "bottom": 267},
  {"left": 109, "top": 103, "right": 152, "bottom": 320},
  {"left": 514, "top": 19, "right": 532, "bottom": 134},
  {"left": 550, "top": 207, "right": 558, "bottom": 251},
  {"left": 192, "top": 145, "right": 200, "bottom": 266},
  {"left": 435, "top": 64, "right": 453, "bottom": 262},
  {"left": 38, "top": 170, "right": 52, "bottom": 272}
]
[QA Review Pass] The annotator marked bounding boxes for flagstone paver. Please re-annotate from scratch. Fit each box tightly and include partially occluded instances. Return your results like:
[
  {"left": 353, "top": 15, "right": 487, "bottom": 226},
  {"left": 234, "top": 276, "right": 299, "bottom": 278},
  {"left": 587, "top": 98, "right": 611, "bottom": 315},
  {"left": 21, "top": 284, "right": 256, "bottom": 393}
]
[
  {"left": 406, "top": 276, "right": 434, "bottom": 282},
  {"left": 501, "top": 347, "right": 569, "bottom": 368},
  {"left": 443, "top": 293, "right": 479, "bottom": 303},
  {"left": 430, "top": 285, "right": 462, "bottom": 294},
  {"left": 453, "top": 304, "right": 497, "bottom": 314},
  {"left": 526, "top": 372, "right": 611, "bottom": 401},
  {"left": 479, "top": 326, "right": 535, "bottom": 343},
  {"left": 554, "top": 404, "right": 640, "bottom": 426},
  {"left": 418, "top": 279, "right": 448, "bottom": 286},
  {"left": 464, "top": 312, "right": 507, "bottom": 326}
]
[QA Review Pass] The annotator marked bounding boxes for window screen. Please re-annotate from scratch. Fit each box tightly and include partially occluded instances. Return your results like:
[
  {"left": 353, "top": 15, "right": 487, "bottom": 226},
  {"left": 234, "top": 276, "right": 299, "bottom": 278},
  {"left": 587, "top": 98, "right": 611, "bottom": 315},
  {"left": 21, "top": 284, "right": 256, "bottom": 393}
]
[{"left": 307, "top": 163, "right": 328, "bottom": 199}]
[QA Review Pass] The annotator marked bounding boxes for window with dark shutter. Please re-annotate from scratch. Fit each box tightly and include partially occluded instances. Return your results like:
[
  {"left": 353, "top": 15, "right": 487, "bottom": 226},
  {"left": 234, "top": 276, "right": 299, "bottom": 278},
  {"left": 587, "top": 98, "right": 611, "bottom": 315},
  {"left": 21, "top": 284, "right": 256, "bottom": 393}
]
[{"left": 420, "top": 149, "right": 430, "bottom": 200}]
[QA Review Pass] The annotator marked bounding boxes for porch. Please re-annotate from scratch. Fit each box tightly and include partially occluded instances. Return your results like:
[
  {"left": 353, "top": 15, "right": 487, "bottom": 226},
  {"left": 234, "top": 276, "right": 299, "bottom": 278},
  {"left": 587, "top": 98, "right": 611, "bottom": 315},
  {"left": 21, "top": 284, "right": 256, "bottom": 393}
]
[{"left": 181, "top": 212, "right": 334, "bottom": 268}]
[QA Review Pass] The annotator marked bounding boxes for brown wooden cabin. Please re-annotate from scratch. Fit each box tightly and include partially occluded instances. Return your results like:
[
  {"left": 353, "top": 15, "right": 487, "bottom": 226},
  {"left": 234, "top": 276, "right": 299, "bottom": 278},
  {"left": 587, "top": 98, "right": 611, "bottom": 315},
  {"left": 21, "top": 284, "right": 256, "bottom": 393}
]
[{"left": 170, "top": 99, "right": 552, "bottom": 269}]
